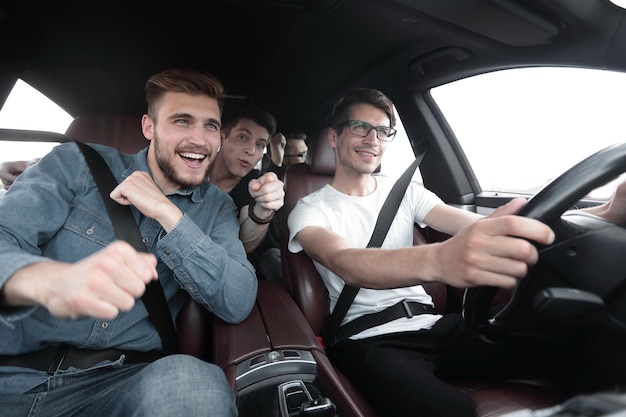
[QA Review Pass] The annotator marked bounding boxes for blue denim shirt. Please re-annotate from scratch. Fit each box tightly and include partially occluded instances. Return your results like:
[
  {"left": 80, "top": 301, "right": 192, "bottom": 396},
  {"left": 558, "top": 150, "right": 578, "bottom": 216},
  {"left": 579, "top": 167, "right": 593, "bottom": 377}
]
[{"left": 0, "top": 142, "right": 258, "bottom": 393}]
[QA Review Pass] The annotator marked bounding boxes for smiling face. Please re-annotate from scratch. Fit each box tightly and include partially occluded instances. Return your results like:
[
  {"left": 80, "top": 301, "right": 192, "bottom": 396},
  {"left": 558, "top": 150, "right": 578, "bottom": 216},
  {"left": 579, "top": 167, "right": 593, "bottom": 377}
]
[
  {"left": 217, "top": 118, "right": 270, "bottom": 178},
  {"left": 330, "top": 103, "right": 389, "bottom": 177},
  {"left": 143, "top": 91, "right": 222, "bottom": 193}
]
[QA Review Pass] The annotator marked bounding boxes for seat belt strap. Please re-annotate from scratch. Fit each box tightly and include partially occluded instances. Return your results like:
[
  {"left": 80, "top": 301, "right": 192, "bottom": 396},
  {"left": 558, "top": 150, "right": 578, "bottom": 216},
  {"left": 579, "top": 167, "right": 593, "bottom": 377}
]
[
  {"left": 334, "top": 299, "right": 436, "bottom": 343},
  {"left": 325, "top": 150, "right": 425, "bottom": 346},
  {"left": 75, "top": 141, "right": 179, "bottom": 354}
]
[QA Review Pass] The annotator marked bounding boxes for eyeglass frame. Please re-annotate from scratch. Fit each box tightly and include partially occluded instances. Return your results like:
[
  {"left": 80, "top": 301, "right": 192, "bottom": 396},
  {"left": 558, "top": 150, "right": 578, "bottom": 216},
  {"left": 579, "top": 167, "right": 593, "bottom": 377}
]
[
  {"left": 334, "top": 120, "right": 397, "bottom": 142},
  {"left": 284, "top": 152, "right": 308, "bottom": 159}
]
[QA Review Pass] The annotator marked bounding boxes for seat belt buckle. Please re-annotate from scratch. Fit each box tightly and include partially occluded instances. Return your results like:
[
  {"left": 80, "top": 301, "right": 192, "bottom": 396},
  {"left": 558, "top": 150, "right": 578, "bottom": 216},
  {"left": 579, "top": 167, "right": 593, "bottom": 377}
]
[
  {"left": 48, "top": 344, "right": 70, "bottom": 374},
  {"left": 402, "top": 299, "right": 413, "bottom": 318}
]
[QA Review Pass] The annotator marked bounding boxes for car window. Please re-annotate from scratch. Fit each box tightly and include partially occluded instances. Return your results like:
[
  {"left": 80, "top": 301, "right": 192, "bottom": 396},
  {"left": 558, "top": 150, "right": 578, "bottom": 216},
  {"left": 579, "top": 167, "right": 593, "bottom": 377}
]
[
  {"left": 379, "top": 109, "right": 422, "bottom": 182},
  {"left": 431, "top": 67, "right": 626, "bottom": 200},
  {"left": 0, "top": 79, "right": 72, "bottom": 167}
]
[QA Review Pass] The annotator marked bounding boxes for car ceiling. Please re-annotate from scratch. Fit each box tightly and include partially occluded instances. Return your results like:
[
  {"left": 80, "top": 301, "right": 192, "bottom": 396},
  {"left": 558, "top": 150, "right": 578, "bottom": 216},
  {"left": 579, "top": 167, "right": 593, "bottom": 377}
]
[{"left": 1, "top": 0, "right": 625, "bottom": 134}]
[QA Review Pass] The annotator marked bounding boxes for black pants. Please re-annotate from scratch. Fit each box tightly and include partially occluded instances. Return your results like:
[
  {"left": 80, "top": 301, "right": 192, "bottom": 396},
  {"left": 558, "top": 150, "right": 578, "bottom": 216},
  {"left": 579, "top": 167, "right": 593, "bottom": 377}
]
[{"left": 326, "top": 313, "right": 577, "bottom": 417}]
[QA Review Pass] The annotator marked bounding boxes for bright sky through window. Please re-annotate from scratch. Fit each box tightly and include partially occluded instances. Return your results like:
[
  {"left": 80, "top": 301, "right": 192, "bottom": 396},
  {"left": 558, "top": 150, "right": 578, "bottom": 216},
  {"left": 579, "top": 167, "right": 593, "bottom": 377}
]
[
  {"left": 0, "top": 79, "right": 73, "bottom": 162},
  {"left": 610, "top": 0, "right": 626, "bottom": 9}
]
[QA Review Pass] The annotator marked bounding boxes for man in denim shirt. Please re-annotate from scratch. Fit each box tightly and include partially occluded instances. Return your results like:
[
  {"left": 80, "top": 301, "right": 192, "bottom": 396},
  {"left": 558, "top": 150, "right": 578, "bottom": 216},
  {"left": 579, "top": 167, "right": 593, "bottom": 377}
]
[{"left": 0, "top": 68, "right": 257, "bottom": 416}]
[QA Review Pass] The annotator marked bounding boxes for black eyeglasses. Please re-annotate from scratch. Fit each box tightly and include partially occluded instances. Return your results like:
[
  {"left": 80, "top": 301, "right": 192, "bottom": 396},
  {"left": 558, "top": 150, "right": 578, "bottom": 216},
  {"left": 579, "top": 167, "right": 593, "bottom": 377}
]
[
  {"left": 284, "top": 152, "right": 307, "bottom": 159},
  {"left": 336, "top": 120, "right": 397, "bottom": 142}
]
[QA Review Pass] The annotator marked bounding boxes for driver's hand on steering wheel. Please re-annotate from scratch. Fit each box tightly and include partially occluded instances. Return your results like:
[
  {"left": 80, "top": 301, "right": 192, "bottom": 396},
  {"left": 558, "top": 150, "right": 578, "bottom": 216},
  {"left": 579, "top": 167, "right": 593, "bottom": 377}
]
[
  {"left": 436, "top": 198, "right": 555, "bottom": 289},
  {"left": 583, "top": 180, "right": 626, "bottom": 226}
]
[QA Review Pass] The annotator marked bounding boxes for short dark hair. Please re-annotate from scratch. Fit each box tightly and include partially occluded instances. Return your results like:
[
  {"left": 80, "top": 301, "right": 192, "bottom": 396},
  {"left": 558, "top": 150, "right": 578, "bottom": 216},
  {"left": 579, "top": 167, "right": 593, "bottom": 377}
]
[
  {"left": 145, "top": 68, "right": 224, "bottom": 120},
  {"left": 329, "top": 87, "right": 396, "bottom": 130},
  {"left": 221, "top": 99, "right": 277, "bottom": 137},
  {"left": 286, "top": 131, "right": 308, "bottom": 144}
]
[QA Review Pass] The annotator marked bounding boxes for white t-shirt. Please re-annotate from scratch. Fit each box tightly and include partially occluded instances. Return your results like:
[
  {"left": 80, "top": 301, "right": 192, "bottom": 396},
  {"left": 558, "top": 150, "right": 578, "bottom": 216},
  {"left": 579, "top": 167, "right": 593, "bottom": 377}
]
[{"left": 288, "top": 174, "right": 445, "bottom": 340}]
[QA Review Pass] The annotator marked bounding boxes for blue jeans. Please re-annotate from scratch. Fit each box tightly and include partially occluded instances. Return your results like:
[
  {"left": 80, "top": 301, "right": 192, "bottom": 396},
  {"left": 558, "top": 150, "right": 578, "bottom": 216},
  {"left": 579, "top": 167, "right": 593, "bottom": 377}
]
[{"left": 0, "top": 355, "right": 237, "bottom": 417}]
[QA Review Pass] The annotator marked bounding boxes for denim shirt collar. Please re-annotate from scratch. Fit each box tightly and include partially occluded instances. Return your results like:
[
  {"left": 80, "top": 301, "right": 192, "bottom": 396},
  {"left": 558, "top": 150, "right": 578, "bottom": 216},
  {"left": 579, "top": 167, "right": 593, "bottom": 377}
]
[{"left": 123, "top": 147, "right": 209, "bottom": 203}]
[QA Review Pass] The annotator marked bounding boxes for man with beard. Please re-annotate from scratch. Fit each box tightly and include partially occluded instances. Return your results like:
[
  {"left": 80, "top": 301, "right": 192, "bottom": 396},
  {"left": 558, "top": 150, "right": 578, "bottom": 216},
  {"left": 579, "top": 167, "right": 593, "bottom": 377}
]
[{"left": 0, "top": 68, "right": 256, "bottom": 417}]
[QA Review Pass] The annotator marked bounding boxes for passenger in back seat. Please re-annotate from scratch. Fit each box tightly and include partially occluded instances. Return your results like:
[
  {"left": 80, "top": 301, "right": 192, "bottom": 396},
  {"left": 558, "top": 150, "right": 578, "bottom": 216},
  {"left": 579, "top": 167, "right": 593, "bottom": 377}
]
[
  {"left": 288, "top": 87, "right": 626, "bottom": 417},
  {"left": 206, "top": 100, "right": 285, "bottom": 276},
  {"left": 0, "top": 158, "right": 39, "bottom": 190},
  {"left": 254, "top": 131, "right": 310, "bottom": 282},
  {"left": 262, "top": 131, "right": 309, "bottom": 180},
  {"left": 0, "top": 68, "right": 255, "bottom": 417}
]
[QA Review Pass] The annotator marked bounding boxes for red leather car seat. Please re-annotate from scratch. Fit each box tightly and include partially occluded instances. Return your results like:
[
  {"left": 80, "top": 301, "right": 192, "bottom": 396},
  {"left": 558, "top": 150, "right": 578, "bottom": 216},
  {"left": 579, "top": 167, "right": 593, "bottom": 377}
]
[
  {"left": 281, "top": 126, "right": 380, "bottom": 416},
  {"left": 65, "top": 113, "right": 148, "bottom": 154}
]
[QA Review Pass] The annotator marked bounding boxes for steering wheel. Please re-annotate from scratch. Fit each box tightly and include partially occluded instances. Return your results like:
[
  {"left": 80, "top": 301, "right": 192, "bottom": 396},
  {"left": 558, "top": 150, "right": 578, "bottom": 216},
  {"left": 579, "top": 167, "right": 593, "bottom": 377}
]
[{"left": 463, "top": 142, "right": 626, "bottom": 343}]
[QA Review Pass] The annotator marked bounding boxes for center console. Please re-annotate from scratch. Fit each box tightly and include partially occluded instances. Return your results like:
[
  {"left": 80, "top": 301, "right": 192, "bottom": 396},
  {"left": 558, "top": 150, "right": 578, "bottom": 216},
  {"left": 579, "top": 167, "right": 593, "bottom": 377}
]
[{"left": 212, "top": 280, "right": 373, "bottom": 417}]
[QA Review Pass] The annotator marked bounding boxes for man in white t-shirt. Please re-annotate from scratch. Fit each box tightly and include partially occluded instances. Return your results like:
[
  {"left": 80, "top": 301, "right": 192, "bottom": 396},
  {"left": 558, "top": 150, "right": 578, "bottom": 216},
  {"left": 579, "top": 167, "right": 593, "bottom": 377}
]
[{"left": 288, "top": 87, "right": 626, "bottom": 417}]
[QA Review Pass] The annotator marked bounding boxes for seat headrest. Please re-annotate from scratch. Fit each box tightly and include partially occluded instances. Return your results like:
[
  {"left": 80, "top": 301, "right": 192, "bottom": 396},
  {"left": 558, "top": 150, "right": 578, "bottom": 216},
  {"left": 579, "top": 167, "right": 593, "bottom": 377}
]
[
  {"left": 65, "top": 114, "right": 147, "bottom": 154},
  {"left": 309, "top": 127, "right": 335, "bottom": 176},
  {"left": 283, "top": 126, "right": 336, "bottom": 214}
]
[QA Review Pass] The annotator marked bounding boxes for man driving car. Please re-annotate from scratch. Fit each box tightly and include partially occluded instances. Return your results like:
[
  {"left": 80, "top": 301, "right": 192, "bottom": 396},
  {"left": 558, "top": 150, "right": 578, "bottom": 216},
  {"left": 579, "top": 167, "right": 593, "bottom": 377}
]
[{"left": 288, "top": 86, "right": 626, "bottom": 417}]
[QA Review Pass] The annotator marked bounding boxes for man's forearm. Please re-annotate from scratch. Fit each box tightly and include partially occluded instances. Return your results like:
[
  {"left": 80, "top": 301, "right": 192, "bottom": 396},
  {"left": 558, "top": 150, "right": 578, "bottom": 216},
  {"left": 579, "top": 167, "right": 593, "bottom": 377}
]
[
  {"left": 0, "top": 261, "right": 57, "bottom": 308},
  {"left": 239, "top": 205, "right": 272, "bottom": 253},
  {"left": 318, "top": 245, "right": 440, "bottom": 289}
]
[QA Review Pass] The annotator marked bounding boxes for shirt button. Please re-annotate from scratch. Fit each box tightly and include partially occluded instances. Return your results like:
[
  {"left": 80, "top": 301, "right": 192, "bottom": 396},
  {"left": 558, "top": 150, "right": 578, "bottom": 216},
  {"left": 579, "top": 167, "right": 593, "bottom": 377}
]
[
  {"left": 164, "top": 249, "right": 171, "bottom": 255},
  {"left": 101, "top": 322, "right": 109, "bottom": 329},
  {"left": 142, "top": 237, "right": 149, "bottom": 243}
]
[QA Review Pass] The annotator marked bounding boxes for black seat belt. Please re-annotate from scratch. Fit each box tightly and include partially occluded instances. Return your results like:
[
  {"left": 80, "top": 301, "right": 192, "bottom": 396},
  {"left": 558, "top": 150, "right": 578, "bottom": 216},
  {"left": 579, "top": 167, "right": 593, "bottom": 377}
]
[
  {"left": 325, "top": 150, "right": 427, "bottom": 347},
  {"left": 75, "top": 141, "right": 179, "bottom": 354}
]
